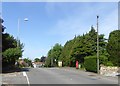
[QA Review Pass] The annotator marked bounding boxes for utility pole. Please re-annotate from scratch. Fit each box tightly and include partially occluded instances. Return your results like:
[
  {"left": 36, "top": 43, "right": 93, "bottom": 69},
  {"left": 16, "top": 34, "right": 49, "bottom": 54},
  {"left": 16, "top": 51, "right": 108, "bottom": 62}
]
[
  {"left": 51, "top": 57, "right": 53, "bottom": 67},
  {"left": 97, "top": 15, "right": 99, "bottom": 74}
]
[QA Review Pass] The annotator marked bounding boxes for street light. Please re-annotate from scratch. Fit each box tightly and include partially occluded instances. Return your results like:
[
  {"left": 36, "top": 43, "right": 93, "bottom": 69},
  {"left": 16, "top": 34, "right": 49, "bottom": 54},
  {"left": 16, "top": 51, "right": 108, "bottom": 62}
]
[
  {"left": 17, "top": 18, "right": 28, "bottom": 47},
  {"left": 24, "top": 18, "right": 28, "bottom": 21}
]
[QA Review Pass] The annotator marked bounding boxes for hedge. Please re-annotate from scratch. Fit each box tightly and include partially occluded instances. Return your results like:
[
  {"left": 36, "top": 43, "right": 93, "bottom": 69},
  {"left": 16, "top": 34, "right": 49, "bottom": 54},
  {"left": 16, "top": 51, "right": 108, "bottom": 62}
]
[
  {"left": 84, "top": 55, "right": 109, "bottom": 73},
  {"left": 84, "top": 56, "right": 97, "bottom": 72}
]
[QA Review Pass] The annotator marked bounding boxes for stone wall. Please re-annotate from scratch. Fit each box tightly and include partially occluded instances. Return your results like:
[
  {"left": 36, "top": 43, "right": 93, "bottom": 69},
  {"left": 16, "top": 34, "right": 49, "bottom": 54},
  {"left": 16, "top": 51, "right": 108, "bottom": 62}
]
[{"left": 100, "top": 65, "right": 119, "bottom": 76}]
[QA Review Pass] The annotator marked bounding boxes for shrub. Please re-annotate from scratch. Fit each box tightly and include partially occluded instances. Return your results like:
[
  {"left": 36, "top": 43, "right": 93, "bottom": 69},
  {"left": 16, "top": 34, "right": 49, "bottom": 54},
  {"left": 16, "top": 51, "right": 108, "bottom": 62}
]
[
  {"left": 99, "top": 55, "right": 108, "bottom": 65},
  {"left": 84, "top": 55, "right": 109, "bottom": 72},
  {"left": 84, "top": 56, "right": 97, "bottom": 73},
  {"left": 106, "top": 61, "right": 114, "bottom": 66},
  {"left": 2, "top": 48, "right": 22, "bottom": 67}
]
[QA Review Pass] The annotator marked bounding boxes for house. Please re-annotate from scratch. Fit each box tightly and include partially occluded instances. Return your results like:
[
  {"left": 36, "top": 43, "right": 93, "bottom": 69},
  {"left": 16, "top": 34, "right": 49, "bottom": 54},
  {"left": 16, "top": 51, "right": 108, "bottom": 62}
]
[
  {"left": 32, "top": 62, "right": 45, "bottom": 68},
  {"left": 17, "top": 58, "right": 28, "bottom": 67}
]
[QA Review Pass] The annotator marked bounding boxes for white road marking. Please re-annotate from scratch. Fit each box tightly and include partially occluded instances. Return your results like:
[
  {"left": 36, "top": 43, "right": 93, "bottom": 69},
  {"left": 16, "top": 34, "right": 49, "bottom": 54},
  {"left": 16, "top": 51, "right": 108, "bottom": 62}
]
[
  {"left": 23, "top": 72, "right": 30, "bottom": 86},
  {"left": 23, "top": 72, "right": 27, "bottom": 76}
]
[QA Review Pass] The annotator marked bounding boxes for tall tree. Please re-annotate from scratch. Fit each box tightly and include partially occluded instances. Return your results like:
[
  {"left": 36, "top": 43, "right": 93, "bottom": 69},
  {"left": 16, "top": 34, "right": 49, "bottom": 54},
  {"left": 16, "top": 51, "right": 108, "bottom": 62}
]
[
  {"left": 0, "top": 18, "right": 6, "bottom": 32},
  {"left": 60, "top": 40, "right": 74, "bottom": 66},
  {"left": 2, "top": 33, "right": 17, "bottom": 52},
  {"left": 46, "top": 43, "right": 63, "bottom": 67},
  {"left": 2, "top": 19, "right": 24, "bottom": 68},
  {"left": 60, "top": 26, "right": 107, "bottom": 67},
  {"left": 107, "top": 30, "right": 120, "bottom": 66},
  {"left": 70, "top": 27, "right": 97, "bottom": 65}
]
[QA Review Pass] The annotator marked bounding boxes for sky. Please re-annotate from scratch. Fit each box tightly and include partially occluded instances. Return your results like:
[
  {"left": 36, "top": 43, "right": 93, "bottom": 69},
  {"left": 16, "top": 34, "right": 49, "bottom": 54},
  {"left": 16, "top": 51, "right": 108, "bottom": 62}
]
[{"left": 2, "top": 2, "right": 118, "bottom": 60}]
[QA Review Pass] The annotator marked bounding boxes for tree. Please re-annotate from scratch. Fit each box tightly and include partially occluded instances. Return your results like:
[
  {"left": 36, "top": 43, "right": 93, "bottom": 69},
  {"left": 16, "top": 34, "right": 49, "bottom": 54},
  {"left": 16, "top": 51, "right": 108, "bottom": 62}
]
[
  {"left": 2, "top": 33, "right": 24, "bottom": 67},
  {"left": 2, "top": 33, "right": 24, "bottom": 52},
  {"left": 0, "top": 18, "right": 6, "bottom": 32},
  {"left": 60, "top": 39, "right": 76, "bottom": 67},
  {"left": 60, "top": 26, "right": 107, "bottom": 67},
  {"left": 107, "top": 30, "right": 120, "bottom": 66},
  {"left": 24, "top": 58, "right": 33, "bottom": 67},
  {"left": 46, "top": 43, "right": 63, "bottom": 67},
  {"left": 40, "top": 56, "right": 46, "bottom": 62},
  {"left": 34, "top": 58, "right": 40, "bottom": 62},
  {"left": 2, "top": 19, "right": 24, "bottom": 68},
  {"left": 45, "top": 55, "right": 51, "bottom": 67},
  {"left": 2, "top": 48, "right": 22, "bottom": 67},
  {"left": 2, "top": 33, "right": 17, "bottom": 52},
  {"left": 45, "top": 49, "right": 53, "bottom": 67}
]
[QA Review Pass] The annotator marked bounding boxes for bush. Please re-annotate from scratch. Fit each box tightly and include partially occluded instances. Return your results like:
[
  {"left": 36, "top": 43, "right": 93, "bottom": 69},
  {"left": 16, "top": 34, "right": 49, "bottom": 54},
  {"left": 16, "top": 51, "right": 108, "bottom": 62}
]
[
  {"left": 106, "top": 61, "right": 114, "bottom": 66},
  {"left": 84, "top": 56, "right": 97, "bottom": 73},
  {"left": 2, "top": 48, "right": 22, "bottom": 67},
  {"left": 84, "top": 55, "right": 109, "bottom": 73},
  {"left": 99, "top": 55, "right": 108, "bottom": 65}
]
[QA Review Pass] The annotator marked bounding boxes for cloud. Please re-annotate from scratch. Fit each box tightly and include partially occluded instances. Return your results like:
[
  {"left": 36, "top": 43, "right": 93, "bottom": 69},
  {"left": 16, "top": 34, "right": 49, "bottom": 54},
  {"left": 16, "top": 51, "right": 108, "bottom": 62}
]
[
  {"left": 46, "top": 2, "right": 117, "bottom": 40},
  {"left": 49, "top": 17, "right": 87, "bottom": 36},
  {"left": 23, "top": 2, "right": 118, "bottom": 58}
]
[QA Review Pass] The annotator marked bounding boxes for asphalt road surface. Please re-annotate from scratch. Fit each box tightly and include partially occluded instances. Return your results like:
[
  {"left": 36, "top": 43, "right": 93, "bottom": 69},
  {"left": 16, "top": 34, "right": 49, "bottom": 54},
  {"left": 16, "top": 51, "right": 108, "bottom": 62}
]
[
  {"left": 25, "top": 67, "right": 118, "bottom": 84},
  {"left": 2, "top": 67, "right": 118, "bottom": 85}
]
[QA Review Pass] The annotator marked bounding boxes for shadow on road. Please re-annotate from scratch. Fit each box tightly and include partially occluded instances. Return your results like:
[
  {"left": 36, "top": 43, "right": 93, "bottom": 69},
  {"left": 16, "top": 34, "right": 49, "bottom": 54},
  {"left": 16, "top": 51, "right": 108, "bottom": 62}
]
[{"left": 2, "top": 67, "right": 30, "bottom": 73}]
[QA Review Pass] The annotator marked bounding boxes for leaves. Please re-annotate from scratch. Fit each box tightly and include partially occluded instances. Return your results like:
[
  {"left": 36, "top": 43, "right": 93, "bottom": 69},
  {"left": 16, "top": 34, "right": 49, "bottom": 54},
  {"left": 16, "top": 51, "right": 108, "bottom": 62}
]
[
  {"left": 46, "top": 43, "right": 63, "bottom": 67},
  {"left": 40, "top": 56, "right": 46, "bottom": 62},
  {"left": 57, "top": 26, "right": 107, "bottom": 67},
  {"left": 107, "top": 30, "right": 120, "bottom": 66},
  {"left": 34, "top": 58, "right": 40, "bottom": 62},
  {"left": 24, "top": 58, "right": 33, "bottom": 67},
  {"left": 0, "top": 18, "right": 6, "bottom": 32},
  {"left": 2, "top": 19, "right": 24, "bottom": 67},
  {"left": 2, "top": 48, "right": 22, "bottom": 66}
]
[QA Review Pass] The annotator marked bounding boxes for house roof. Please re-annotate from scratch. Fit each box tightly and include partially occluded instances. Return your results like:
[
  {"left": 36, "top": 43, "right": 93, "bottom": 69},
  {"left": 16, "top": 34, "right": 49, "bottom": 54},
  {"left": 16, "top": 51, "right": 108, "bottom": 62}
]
[{"left": 32, "top": 62, "right": 45, "bottom": 65}]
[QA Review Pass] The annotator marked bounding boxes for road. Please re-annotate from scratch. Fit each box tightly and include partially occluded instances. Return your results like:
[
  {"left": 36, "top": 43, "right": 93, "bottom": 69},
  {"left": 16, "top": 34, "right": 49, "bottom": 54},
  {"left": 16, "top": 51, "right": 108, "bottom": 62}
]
[
  {"left": 2, "top": 67, "right": 118, "bottom": 85},
  {"left": 26, "top": 67, "right": 118, "bottom": 84}
]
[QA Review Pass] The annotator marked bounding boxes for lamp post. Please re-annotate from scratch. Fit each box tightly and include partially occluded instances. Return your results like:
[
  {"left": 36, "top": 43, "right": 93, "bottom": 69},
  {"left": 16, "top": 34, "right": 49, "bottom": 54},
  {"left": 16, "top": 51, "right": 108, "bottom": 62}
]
[
  {"left": 97, "top": 15, "right": 99, "bottom": 74},
  {"left": 54, "top": 59, "right": 56, "bottom": 67},
  {"left": 17, "top": 18, "right": 28, "bottom": 48}
]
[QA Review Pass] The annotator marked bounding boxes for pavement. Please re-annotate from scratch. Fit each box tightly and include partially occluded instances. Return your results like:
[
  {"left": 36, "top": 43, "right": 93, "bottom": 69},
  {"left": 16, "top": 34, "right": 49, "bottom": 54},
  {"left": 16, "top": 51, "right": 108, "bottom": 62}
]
[
  {"left": 60, "top": 67, "right": 119, "bottom": 85},
  {"left": 2, "top": 72, "right": 27, "bottom": 84},
  {"left": 60, "top": 67, "right": 118, "bottom": 80},
  {"left": 2, "top": 68, "right": 30, "bottom": 84}
]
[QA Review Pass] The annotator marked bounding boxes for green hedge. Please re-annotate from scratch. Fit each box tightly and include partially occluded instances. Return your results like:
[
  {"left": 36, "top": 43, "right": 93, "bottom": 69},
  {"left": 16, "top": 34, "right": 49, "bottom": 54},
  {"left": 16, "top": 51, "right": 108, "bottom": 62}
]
[
  {"left": 84, "top": 56, "right": 97, "bottom": 72},
  {"left": 84, "top": 55, "right": 109, "bottom": 73}
]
